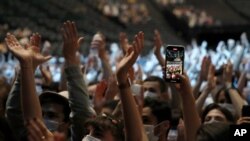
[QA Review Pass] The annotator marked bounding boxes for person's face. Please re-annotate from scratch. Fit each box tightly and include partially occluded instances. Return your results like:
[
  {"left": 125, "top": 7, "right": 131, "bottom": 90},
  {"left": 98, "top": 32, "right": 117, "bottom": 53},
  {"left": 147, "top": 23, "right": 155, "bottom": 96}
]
[
  {"left": 217, "top": 91, "right": 226, "bottom": 103},
  {"left": 204, "top": 109, "right": 227, "bottom": 124},
  {"left": 42, "top": 102, "right": 69, "bottom": 133},
  {"left": 42, "top": 103, "right": 65, "bottom": 123},
  {"left": 143, "top": 81, "right": 161, "bottom": 98},
  {"left": 142, "top": 107, "right": 157, "bottom": 125}
]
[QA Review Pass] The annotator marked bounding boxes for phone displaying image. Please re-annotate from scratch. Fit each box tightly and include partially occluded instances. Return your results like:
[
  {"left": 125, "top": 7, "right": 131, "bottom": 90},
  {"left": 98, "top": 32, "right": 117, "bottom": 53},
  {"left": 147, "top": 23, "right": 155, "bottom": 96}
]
[{"left": 165, "top": 45, "right": 185, "bottom": 83}]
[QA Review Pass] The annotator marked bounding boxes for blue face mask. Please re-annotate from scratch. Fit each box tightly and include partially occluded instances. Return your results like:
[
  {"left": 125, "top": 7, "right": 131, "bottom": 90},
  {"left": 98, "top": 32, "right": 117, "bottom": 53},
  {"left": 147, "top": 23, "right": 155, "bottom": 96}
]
[
  {"left": 82, "top": 135, "right": 101, "bottom": 141},
  {"left": 43, "top": 119, "right": 61, "bottom": 132}
]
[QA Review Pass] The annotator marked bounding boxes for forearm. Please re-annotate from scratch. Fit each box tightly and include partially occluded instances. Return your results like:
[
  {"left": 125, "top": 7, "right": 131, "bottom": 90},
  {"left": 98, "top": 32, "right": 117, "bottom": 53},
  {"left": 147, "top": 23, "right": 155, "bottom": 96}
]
[
  {"left": 100, "top": 57, "right": 112, "bottom": 80},
  {"left": 237, "top": 72, "right": 246, "bottom": 95},
  {"left": 65, "top": 65, "right": 93, "bottom": 141},
  {"left": 193, "top": 78, "right": 202, "bottom": 99},
  {"left": 20, "top": 66, "right": 42, "bottom": 120},
  {"left": 181, "top": 90, "right": 201, "bottom": 141},
  {"left": 154, "top": 52, "right": 164, "bottom": 67},
  {"left": 119, "top": 87, "right": 143, "bottom": 141},
  {"left": 195, "top": 89, "right": 210, "bottom": 115},
  {"left": 228, "top": 89, "right": 247, "bottom": 118}
]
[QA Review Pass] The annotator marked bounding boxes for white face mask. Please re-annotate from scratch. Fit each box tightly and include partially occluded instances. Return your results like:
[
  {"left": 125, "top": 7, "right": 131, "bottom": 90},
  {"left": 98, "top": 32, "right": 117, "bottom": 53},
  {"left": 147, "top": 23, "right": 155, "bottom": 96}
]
[
  {"left": 144, "top": 91, "right": 158, "bottom": 98},
  {"left": 144, "top": 124, "right": 159, "bottom": 141},
  {"left": 82, "top": 135, "right": 101, "bottom": 141}
]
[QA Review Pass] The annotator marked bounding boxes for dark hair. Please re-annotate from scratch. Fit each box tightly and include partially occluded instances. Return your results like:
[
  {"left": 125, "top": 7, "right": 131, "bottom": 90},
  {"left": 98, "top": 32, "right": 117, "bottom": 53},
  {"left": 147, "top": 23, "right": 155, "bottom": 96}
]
[
  {"left": 201, "top": 103, "right": 234, "bottom": 123},
  {"left": 39, "top": 92, "right": 70, "bottom": 122},
  {"left": 144, "top": 76, "right": 167, "bottom": 93},
  {"left": 85, "top": 115, "right": 124, "bottom": 141},
  {"left": 103, "top": 100, "right": 119, "bottom": 111},
  {"left": 144, "top": 97, "right": 172, "bottom": 124},
  {"left": 215, "top": 87, "right": 232, "bottom": 103},
  {"left": 196, "top": 122, "right": 230, "bottom": 141}
]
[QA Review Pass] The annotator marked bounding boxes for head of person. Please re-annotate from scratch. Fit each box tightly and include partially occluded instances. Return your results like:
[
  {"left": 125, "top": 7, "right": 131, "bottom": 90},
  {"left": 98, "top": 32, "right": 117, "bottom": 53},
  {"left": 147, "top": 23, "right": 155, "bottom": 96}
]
[
  {"left": 196, "top": 122, "right": 230, "bottom": 141},
  {"left": 143, "top": 98, "right": 172, "bottom": 141},
  {"left": 214, "top": 87, "right": 232, "bottom": 104},
  {"left": 101, "top": 100, "right": 119, "bottom": 115},
  {"left": 39, "top": 91, "right": 71, "bottom": 134},
  {"left": 143, "top": 76, "right": 168, "bottom": 100},
  {"left": 84, "top": 114, "right": 124, "bottom": 141},
  {"left": 201, "top": 103, "right": 234, "bottom": 124}
]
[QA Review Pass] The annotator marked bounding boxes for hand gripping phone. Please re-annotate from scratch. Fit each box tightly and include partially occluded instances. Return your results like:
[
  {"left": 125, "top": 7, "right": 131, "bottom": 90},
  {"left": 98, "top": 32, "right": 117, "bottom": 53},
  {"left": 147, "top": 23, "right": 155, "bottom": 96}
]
[{"left": 164, "top": 45, "right": 185, "bottom": 83}]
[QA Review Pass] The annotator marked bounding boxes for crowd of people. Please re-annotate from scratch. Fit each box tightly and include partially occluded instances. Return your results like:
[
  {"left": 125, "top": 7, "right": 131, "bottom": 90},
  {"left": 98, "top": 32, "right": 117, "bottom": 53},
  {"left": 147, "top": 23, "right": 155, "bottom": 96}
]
[
  {"left": 0, "top": 19, "right": 250, "bottom": 141},
  {"left": 91, "top": 0, "right": 150, "bottom": 25}
]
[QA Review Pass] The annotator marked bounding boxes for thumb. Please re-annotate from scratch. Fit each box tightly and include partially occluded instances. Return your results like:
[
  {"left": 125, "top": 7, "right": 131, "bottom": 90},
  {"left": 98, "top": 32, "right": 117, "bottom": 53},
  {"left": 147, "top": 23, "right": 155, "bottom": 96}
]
[
  {"left": 77, "top": 37, "right": 84, "bottom": 46},
  {"left": 44, "top": 55, "right": 52, "bottom": 62}
]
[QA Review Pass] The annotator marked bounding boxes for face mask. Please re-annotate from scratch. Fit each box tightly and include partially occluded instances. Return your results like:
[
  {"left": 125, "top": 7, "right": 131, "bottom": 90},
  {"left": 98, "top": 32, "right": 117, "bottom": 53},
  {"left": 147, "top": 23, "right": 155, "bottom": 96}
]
[
  {"left": 82, "top": 135, "right": 101, "bottom": 141},
  {"left": 44, "top": 119, "right": 61, "bottom": 132},
  {"left": 144, "top": 124, "right": 159, "bottom": 141},
  {"left": 144, "top": 91, "right": 158, "bottom": 98},
  {"left": 167, "top": 129, "right": 178, "bottom": 141}
]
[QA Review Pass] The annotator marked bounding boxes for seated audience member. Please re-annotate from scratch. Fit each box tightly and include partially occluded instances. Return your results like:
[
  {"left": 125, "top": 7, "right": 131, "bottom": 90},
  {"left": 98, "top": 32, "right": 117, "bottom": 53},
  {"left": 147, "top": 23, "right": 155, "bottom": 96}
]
[
  {"left": 201, "top": 103, "right": 234, "bottom": 124},
  {"left": 143, "top": 97, "right": 172, "bottom": 141},
  {"left": 143, "top": 76, "right": 169, "bottom": 100}
]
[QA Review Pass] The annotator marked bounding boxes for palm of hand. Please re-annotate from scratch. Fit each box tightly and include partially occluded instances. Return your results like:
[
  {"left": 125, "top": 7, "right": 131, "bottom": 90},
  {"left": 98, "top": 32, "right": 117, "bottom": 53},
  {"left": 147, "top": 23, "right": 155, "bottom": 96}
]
[
  {"left": 5, "top": 33, "right": 51, "bottom": 69},
  {"left": 116, "top": 52, "right": 134, "bottom": 76}
]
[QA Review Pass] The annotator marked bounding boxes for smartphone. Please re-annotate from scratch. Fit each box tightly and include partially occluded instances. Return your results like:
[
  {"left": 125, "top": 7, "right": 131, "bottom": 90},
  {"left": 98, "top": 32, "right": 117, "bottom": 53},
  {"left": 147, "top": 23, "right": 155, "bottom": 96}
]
[
  {"left": 242, "top": 105, "right": 250, "bottom": 117},
  {"left": 164, "top": 45, "right": 185, "bottom": 83}
]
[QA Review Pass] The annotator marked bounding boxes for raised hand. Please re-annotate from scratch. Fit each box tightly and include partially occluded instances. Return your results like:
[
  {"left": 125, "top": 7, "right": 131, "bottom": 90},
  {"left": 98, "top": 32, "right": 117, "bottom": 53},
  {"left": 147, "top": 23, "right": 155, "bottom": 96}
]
[
  {"left": 175, "top": 72, "right": 193, "bottom": 95},
  {"left": 5, "top": 33, "right": 51, "bottom": 69},
  {"left": 199, "top": 56, "right": 211, "bottom": 81},
  {"left": 153, "top": 29, "right": 163, "bottom": 55},
  {"left": 26, "top": 118, "right": 54, "bottom": 141},
  {"left": 153, "top": 29, "right": 164, "bottom": 66},
  {"left": 116, "top": 31, "right": 144, "bottom": 82},
  {"left": 222, "top": 60, "right": 233, "bottom": 87},
  {"left": 61, "top": 21, "right": 84, "bottom": 65},
  {"left": 119, "top": 32, "right": 131, "bottom": 55},
  {"left": 205, "top": 64, "right": 216, "bottom": 92}
]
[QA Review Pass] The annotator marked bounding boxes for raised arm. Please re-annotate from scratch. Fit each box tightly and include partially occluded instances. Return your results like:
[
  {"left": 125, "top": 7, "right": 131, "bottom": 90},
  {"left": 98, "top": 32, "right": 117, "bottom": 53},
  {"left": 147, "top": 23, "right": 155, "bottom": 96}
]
[
  {"left": 223, "top": 61, "right": 247, "bottom": 118},
  {"left": 116, "top": 31, "right": 146, "bottom": 141},
  {"left": 5, "top": 33, "right": 51, "bottom": 120},
  {"left": 153, "top": 29, "right": 165, "bottom": 67},
  {"left": 94, "top": 33, "right": 113, "bottom": 80},
  {"left": 61, "top": 21, "right": 93, "bottom": 141},
  {"left": 175, "top": 73, "right": 201, "bottom": 141},
  {"left": 196, "top": 64, "right": 216, "bottom": 115},
  {"left": 193, "top": 56, "right": 211, "bottom": 99}
]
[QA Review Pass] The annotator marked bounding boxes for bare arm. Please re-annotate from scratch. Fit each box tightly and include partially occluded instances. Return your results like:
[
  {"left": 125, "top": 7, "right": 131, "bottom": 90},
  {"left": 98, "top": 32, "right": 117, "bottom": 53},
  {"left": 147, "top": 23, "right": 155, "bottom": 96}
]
[
  {"left": 5, "top": 33, "right": 51, "bottom": 120},
  {"left": 175, "top": 73, "right": 201, "bottom": 141},
  {"left": 116, "top": 32, "right": 147, "bottom": 141},
  {"left": 195, "top": 64, "right": 216, "bottom": 115},
  {"left": 193, "top": 56, "right": 211, "bottom": 99},
  {"left": 153, "top": 29, "right": 165, "bottom": 67}
]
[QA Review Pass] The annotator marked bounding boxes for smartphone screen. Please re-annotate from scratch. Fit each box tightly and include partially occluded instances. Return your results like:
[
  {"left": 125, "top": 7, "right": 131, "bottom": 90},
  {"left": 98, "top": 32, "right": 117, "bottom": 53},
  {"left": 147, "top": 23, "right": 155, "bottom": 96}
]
[{"left": 165, "top": 45, "right": 185, "bottom": 83}]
